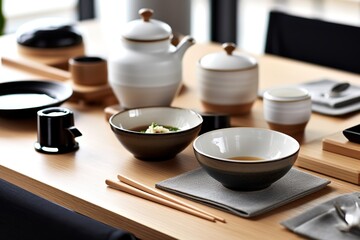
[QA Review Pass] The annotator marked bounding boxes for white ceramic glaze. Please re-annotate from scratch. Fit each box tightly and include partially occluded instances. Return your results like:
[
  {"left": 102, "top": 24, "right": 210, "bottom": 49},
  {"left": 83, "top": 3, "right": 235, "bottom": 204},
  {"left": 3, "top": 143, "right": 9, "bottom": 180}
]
[
  {"left": 197, "top": 43, "right": 258, "bottom": 114},
  {"left": 263, "top": 87, "right": 312, "bottom": 125},
  {"left": 122, "top": 9, "right": 171, "bottom": 41},
  {"left": 194, "top": 127, "right": 299, "bottom": 162},
  {"left": 111, "top": 107, "right": 202, "bottom": 131},
  {"left": 199, "top": 45, "right": 257, "bottom": 71},
  {"left": 108, "top": 8, "right": 195, "bottom": 109}
]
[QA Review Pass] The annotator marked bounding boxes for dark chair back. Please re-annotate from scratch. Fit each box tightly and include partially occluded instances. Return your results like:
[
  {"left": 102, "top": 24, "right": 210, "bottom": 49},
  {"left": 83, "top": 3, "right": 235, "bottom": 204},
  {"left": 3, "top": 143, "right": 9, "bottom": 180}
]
[
  {"left": 0, "top": 179, "right": 136, "bottom": 240},
  {"left": 265, "top": 10, "right": 360, "bottom": 74}
]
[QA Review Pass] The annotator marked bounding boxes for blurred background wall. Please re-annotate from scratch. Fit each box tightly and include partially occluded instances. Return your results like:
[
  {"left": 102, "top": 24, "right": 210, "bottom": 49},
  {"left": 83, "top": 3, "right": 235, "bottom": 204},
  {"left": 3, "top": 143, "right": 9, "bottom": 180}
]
[{"left": 2, "top": 0, "right": 360, "bottom": 54}]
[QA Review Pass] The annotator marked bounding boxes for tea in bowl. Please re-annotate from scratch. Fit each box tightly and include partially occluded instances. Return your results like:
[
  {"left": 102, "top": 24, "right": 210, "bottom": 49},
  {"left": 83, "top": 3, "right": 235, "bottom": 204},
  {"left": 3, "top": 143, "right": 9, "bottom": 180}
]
[
  {"left": 193, "top": 127, "right": 299, "bottom": 191},
  {"left": 109, "top": 107, "right": 202, "bottom": 160}
]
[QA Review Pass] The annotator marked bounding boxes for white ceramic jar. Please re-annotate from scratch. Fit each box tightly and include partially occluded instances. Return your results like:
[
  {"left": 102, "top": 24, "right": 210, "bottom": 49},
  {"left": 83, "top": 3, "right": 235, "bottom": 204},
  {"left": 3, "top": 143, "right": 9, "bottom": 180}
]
[
  {"left": 108, "top": 8, "right": 194, "bottom": 109},
  {"left": 263, "top": 87, "right": 312, "bottom": 135},
  {"left": 197, "top": 43, "right": 258, "bottom": 115}
]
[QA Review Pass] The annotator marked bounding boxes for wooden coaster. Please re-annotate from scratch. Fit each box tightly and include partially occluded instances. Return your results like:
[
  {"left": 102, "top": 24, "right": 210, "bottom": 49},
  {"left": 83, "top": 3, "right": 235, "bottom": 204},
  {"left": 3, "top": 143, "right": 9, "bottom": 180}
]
[
  {"left": 68, "top": 81, "right": 118, "bottom": 106},
  {"left": 1, "top": 56, "right": 117, "bottom": 105},
  {"left": 297, "top": 132, "right": 360, "bottom": 185},
  {"left": 322, "top": 132, "right": 360, "bottom": 160},
  {"left": 17, "top": 43, "right": 85, "bottom": 70}
]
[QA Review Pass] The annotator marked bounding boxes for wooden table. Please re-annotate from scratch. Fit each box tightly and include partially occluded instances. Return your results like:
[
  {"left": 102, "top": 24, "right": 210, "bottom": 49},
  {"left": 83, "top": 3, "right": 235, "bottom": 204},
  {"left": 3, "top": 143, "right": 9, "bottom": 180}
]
[{"left": 1, "top": 20, "right": 360, "bottom": 240}]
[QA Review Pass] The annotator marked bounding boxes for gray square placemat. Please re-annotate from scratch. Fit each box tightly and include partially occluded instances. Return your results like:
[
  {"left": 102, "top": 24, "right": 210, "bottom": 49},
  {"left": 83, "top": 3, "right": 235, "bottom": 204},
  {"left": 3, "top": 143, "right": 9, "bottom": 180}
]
[
  {"left": 156, "top": 168, "right": 330, "bottom": 218},
  {"left": 282, "top": 192, "right": 360, "bottom": 240}
]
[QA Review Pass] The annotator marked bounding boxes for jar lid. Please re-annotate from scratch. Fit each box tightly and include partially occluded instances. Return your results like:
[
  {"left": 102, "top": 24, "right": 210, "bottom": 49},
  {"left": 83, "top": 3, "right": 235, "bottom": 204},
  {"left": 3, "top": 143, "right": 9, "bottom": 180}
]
[
  {"left": 122, "top": 8, "right": 172, "bottom": 41},
  {"left": 264, "top": 87, "right": 311, "bottom": 102},
  {"left": 199, "top": 43, "right": 257, "bottom": 71}
]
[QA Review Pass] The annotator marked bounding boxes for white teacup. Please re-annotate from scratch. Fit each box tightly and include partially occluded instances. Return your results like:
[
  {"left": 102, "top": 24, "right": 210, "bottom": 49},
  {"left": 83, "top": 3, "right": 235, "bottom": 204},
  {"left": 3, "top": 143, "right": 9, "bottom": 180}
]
[{"left": 263, "top": 87, "right": 312, "bottom": 135}]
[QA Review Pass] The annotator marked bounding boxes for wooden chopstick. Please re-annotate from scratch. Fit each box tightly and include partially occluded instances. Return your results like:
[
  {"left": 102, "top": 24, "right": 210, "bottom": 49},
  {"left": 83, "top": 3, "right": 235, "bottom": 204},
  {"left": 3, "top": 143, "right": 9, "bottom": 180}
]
[
  {"left": 117, "top": 175, "right": 226, "bottom": 223},
  {"left": 1, "top": 56, "right": 71, "bottom": 81},
  {"left": 105, "top": 179, "right": 216, "bottom": 222}
]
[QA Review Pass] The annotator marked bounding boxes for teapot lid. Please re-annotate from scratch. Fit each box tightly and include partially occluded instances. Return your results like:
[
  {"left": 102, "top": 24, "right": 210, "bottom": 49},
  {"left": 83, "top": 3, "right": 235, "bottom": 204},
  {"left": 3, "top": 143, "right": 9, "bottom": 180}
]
[
  {"left": 122, "top": 8, "right": 172, "bottom": 41},
  {"left": 199, "top": 43, "right": 257, "bottom": 70}
]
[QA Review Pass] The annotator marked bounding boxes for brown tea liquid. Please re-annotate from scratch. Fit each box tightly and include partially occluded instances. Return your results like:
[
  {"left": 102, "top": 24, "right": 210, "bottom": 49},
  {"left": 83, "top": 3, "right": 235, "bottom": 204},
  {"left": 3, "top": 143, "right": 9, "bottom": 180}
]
[{"left": 228, "top": 156, "right": 263, "bottom": 161}]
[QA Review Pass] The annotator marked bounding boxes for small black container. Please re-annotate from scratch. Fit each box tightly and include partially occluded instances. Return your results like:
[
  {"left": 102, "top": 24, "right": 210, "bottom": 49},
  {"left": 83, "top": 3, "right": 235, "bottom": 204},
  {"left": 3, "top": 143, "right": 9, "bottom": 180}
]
[
  {"left": 343, "top": 124, "right": 360, "bottom": 144},
  {"left": 198, "top": 112, "right": 231, "bottom": 135},
  {"left": 34, "top": 107, "right": 82, "bottom": 154}
]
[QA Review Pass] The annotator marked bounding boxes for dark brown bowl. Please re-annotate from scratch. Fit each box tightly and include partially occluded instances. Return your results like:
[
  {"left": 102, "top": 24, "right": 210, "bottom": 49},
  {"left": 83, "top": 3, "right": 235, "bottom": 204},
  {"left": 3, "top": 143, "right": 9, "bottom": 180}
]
[
  {"left": 109, "top": 107, "right": 203, "bottom": 160},
  {"left": 193, "top": 127, "right": 299, "bottom": 191}
]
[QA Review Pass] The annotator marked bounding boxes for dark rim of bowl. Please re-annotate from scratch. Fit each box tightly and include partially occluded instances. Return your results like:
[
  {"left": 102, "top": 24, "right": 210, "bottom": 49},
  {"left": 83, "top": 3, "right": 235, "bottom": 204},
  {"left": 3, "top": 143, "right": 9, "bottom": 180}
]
[
  {"left": 109, "top": 107, "right": 203, "bottom": 136},
  {"left": 193, "top": 127, "right": 300, "bottom": 164}
]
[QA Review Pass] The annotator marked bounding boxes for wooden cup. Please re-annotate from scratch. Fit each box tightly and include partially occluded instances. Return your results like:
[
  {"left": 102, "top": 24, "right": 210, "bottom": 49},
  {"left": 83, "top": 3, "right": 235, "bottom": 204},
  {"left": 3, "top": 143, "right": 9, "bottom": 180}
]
[{"left": 69, "top": 56, "right": 108, "bottom": 86}]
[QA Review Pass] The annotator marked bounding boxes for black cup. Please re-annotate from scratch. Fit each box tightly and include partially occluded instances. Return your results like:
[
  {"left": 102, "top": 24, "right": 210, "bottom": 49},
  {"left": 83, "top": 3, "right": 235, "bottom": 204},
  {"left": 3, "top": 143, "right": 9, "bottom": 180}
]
[
  {"left": 198, "top": 112, "right": 231, "bottom": 135},
  {"left": 34, "top": 107, "right": 82, "bottom": 154}
]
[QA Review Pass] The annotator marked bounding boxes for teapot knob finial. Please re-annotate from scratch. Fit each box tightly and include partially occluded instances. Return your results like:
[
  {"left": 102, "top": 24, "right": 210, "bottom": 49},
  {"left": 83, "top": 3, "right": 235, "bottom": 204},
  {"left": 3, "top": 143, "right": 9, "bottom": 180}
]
[
  {"left": 222, "top": 42, "right": 236, "bottom": 55},
  {"left": 139, "top": 8, "right": 154, "bottom": 22}
]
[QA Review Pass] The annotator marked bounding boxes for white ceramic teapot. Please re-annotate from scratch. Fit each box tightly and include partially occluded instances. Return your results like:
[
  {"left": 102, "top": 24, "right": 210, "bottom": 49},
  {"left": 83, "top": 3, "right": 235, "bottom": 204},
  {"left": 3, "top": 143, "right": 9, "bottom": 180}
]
[{"left": 108, "top": 8, "right": 195, "bottom": 109}]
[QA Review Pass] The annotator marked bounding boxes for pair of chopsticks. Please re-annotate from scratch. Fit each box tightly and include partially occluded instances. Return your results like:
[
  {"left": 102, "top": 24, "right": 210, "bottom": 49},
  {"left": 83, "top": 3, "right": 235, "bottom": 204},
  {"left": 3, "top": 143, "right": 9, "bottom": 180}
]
[{"left": 105, "top": 175, "right": 226, "bottom": 223}]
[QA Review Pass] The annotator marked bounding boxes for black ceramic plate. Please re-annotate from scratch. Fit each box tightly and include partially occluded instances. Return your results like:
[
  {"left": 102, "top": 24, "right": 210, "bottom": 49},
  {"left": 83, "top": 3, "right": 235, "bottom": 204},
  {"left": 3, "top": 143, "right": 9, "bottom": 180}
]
[
  {"left": 0, "top": 80, "right": 73, "bottom": 118},
  {"left": 343, "top": 124, "right": 360, "bottom": 144}
]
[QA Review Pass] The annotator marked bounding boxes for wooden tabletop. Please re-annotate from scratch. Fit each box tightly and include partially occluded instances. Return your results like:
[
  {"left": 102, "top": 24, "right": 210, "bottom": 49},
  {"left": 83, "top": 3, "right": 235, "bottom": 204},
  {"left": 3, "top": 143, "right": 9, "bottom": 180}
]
[{"left": 1, "top": 20, "right": 360, "bottom": 240}]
